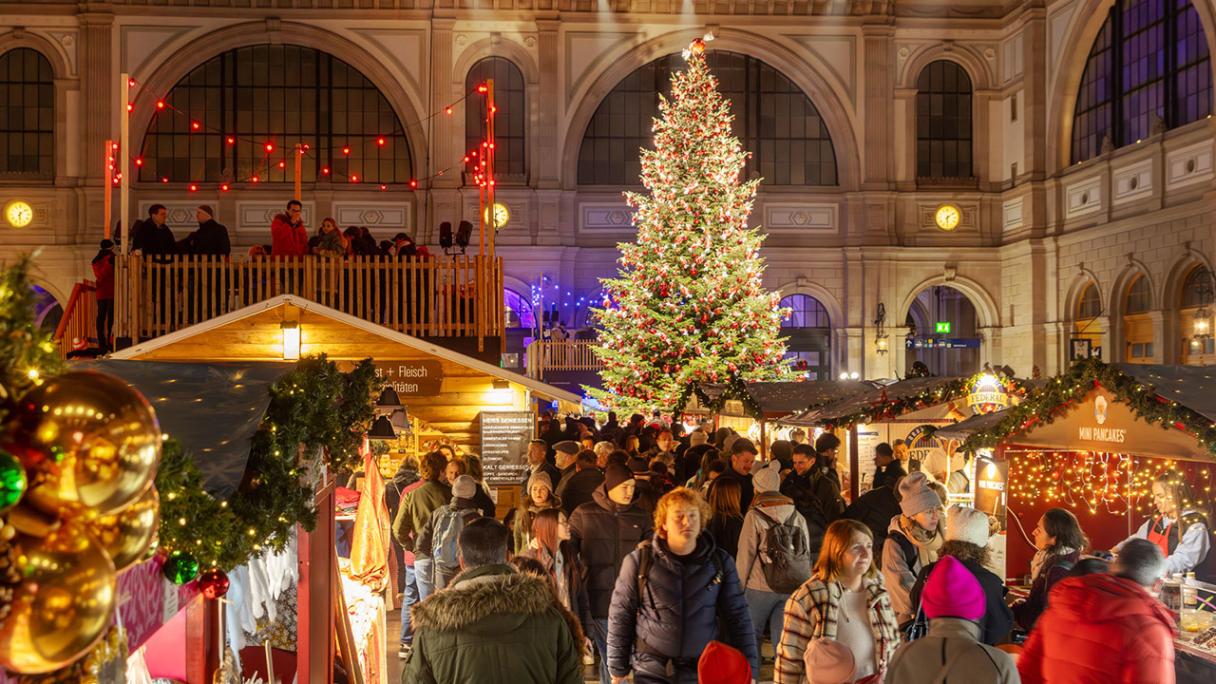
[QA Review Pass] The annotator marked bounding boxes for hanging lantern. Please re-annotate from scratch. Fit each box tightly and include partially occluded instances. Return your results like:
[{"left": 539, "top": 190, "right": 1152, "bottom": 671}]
[{"left": 367, "top": 415, "right": 397, "bottom": 441}]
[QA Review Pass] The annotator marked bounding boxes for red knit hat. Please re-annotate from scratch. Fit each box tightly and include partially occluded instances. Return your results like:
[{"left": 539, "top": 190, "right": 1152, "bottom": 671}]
[{"left": 697, "top": 640, "right": 751, "bottom": 684}]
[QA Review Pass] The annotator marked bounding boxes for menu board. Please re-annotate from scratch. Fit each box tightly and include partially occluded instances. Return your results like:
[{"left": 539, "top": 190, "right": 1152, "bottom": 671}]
[{"left": 480, "top": 411, "right": 533, "bottom": 485}]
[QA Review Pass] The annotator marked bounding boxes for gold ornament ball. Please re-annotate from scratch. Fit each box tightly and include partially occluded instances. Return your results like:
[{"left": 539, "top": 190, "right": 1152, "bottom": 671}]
[
  {"left": 86, "top": 485, "right": 159, "bottom": 572},
  {"left": 4, "top": 371, "right": 161, "bottom": 517},
  {"left": 0, "top": 520, "right": 117, "bottom": 674}
]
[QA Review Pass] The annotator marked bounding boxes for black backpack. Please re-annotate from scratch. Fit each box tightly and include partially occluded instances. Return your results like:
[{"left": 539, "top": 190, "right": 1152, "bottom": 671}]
[{"left": 756, "top": 509, "right": 812, "bottom": 593}]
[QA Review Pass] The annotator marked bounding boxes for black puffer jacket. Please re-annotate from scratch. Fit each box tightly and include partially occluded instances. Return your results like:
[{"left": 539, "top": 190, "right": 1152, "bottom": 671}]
[
  {"left": 607, "top": 533, "right": 759, "bottom": 679},
  {"left": 568, "top": 484, "right": 653, "bottom": 619},
  {"left": 557, "top": 467, "right": 604, "bottom": 517}
]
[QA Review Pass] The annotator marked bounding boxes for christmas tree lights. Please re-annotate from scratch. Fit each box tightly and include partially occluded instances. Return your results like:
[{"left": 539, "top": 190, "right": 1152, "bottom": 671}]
[{"left": 589, "top": 38, "right": 792, "bottom": 413}]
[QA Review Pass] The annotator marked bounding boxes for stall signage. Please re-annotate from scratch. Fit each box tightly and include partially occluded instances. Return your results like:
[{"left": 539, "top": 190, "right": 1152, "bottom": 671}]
[
  {"left": 480, "top": 411, "right": 533, "bottom": 485},
  {"left": 374, "top": 360, "right": 443, "bottom": 396},
  {"left": 967, "top": 374, "right": 1010, "bottom": 415},
  {"left": 905, "top": 337, "right": 981, "bottom": 349},
  {"left": 1078, "top": 395, "right": 1126, "bottom": 442},
  {"left": 904, "top": 425, "right": 951, "bottom": 480}
]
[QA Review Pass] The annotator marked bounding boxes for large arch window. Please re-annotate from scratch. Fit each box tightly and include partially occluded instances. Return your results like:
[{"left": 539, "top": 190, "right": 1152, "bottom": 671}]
[
  {"left": 1072, "top": 281, "right": 1104, "bottom": 351},
  {"left": 0, "top": 48, "right": 54, "bottom": 178},
  {"left": 780, "top": 294, "right": 831, "bottom": 380},
  {"left": 1071, "top": 0, "right": 1211, "bottom": 163},
  {"left": 578, "top": 51, "right": 837, "bottom": 186},
  {"left": 916, "top": 60, "right": 973, "bottom": 179},
  {"left": 1122, "top": 274, "right": 1155, "bottom": 362},
  {"left": 465, "top": 58, "right": 526, "bottom": 181},
  {"left": 1180, "top": 265, "right": 1214, "bottom": 361},
  {"left": 139, "top": 45, "right": 411, "bottom": 185}
]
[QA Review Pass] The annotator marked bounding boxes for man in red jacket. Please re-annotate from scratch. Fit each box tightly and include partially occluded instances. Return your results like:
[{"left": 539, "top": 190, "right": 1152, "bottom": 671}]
[
  {"left": 1018, "top": 538, "right": 1176, "bottom": 684},
  {"left": 270, "top": 199, "right": 309, "bottom": 257}
]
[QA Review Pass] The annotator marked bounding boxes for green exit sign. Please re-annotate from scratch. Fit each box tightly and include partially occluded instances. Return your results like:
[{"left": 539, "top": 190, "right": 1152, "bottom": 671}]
[{"left": 934, "top": 321, "right": 952, "bottom": 334}]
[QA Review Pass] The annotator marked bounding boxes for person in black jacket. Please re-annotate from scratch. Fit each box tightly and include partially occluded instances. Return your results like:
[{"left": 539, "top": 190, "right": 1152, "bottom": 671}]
[
  {"left": 870, "top": 442, "right": 907, "bottom": 490},
  {"left": 607, "top": 487, "right": 759, "bottom": 683},
  {"left": 909, "top": 505, "right": 1013, "bottom": 646},
  {"left": 713, "top": 438, "right": 757, "bottom": 512},
  {"left": 841, "top": 476, "right": 903, "bottom": 569},
  {"left": 705, "top": 475, "right": 745, "bottom": 560},
  {"left": 809, "top": 433, "right": 846, "bottom": 521},
  {"left": 522, "top": 439, "right": 562, "bottom": 491},
  {"left": 782, "top": 444, "right": 829, "bottom": 533},
  {"left": 568, "top": 463, "right": 652, "bottom": 684},
  {"left": 131, "top": 204, "right": 177, "bottom": 255},
  {"left": 182, "top": 205, "right": 231, "bottom": 256},
  {"left": 557, "top": 450, "right": 604, "bottom": 516}
]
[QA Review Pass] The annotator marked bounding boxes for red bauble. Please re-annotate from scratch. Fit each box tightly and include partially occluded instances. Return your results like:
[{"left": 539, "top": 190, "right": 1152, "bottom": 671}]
[{"left": 198, "top": 567, "right": 230, "bottom": 600}]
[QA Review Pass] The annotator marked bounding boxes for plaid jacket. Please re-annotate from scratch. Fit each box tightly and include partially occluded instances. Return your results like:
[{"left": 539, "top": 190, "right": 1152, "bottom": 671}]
[{"left": 774, "top": 576, "right": 901, "bottom": 684}]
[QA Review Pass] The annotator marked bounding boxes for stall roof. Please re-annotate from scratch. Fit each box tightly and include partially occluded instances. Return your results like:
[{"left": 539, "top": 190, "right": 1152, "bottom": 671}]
[
  {"left": 697, "top": 380, "right": 877, "bottom": 417},
  {"left": 931, "top": 409, "right": 1010, "bottom": 443},
  {"left": 79, "top": 360, "right": 291, "bottom": 498},
  {"left": 111, "top": 294, "right": 581, "bottom": 406},
  {"left": 783, "top": 376, "right": 967, "bottom": 426},
  {"left": 1114, "top": 364, "right": 1216, "bottom": 422}
]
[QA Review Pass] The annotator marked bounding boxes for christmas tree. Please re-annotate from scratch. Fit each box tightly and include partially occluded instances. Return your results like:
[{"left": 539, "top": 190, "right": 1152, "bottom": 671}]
[{"left": 589, "top": 38, "right": 792, "bottom": 413}]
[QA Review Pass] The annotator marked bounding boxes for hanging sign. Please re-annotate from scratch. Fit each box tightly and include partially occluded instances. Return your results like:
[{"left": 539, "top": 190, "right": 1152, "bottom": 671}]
[
  {"left": 373, "top": 360, "right": 444, "bottom": 396},
  {"left": 904, "top": 424, "right": 952, "bottom": 481},
  {"left": 967, "top": 373, "right": 1011, "bottom": 415},
  {"left": 480, "top": 411, "right": 533, "bottom": 485}
]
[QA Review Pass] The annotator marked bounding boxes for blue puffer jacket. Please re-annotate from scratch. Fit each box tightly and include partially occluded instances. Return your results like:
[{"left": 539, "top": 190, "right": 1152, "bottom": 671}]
[{"left": 607, "top": 532, "right": 759, "bottom": 680}]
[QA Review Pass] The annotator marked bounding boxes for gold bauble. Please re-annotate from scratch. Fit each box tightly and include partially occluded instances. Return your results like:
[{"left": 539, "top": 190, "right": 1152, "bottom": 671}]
[
  {"left": 4, "top": 371, "right": 161, "bottom": 516},
  {"left": 86, "top": 485, "right": 159, "bottom": 572},
  {"left": 0, "top": 520, "right": 116, "bottom": 674}
]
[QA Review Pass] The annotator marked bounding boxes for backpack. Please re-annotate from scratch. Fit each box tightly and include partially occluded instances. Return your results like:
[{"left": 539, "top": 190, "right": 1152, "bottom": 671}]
[
  {"left": 756, "top": 509, "right": 812, "bottom": 594},
  {"left": 431, "top": 505, "right": 482, "bottom": 579}
]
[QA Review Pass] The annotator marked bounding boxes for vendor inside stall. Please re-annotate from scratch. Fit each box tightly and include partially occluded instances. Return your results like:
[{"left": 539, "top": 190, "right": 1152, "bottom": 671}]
[{"left": 1115, "top": 470, "right": 1212, "bottom": 577}]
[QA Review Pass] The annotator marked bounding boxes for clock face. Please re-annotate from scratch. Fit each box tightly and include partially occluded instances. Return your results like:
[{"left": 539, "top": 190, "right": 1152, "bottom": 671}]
[
  {"left": 484, "top": 202, "right": 509, "bottom": 230},
  {"left": 935, "top": 204, "right": 961, "bottom": 232},
  {"left": 4, "top": 201, "right": 33, "bottom": 229}
]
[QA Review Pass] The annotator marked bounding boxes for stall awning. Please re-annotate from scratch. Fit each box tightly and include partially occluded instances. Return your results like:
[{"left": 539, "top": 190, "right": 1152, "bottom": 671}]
[
  {"left": 697, "top": 380, "right": 877, "bottom": 418},
  {"left": 1114, "top": 364, "right": 1216, "bottom": 422},
  {"left": 80, "top": 360, "right": 292, "bottom": 497},
  {"left": 784, "top": 376, "right": 967, "bottom": 426},
  {"left": 932, "top": 410, "right": 1010, "bottom": 443}
]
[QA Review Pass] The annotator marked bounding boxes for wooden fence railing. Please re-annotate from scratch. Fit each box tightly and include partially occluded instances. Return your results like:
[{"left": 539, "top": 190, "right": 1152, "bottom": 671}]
[
  {"left": 525, "top": 340, "right": 602, "bottom": 380},
  {"left": 114, "top": 254, "right": 504, "bottom": 346},
  {"left": 54, "top": 280, "right": 98, "bottom": 357}
]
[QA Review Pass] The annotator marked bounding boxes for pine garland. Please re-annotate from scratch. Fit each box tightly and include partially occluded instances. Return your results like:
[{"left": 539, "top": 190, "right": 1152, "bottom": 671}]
[
  {"left": 156, "top": 355, "right": 380, "bottom": 571},
  {"left": 961, "top": 358, "right": 1216, "bottom": 455}
]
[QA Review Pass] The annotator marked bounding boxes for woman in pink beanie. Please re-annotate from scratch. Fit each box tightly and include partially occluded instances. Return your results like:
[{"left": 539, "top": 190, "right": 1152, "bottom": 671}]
[{"left": 884, "top": 556, "right": 1021, "bottom": 683}]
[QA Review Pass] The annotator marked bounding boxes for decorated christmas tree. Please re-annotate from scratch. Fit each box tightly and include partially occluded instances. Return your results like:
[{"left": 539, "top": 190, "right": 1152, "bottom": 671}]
[{"left": 590, "top": 38, "right": 792, "bottom": 413}]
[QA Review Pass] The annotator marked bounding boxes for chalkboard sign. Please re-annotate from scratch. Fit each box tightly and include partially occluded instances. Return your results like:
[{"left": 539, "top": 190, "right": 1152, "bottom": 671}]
[{"left": 480, "top": 411, "right": 533, "bottom": 485}]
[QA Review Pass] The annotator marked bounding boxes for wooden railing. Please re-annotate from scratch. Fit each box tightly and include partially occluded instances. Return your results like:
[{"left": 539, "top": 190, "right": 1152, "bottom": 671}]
[
  {"left": 54, "top": 280, "right": 98, "bottom": 357},
  {"left": 114, "top": 254, "right": 504, "bottom": 346},
  {"left": 525, "top": 340, "right": 602, "bottom": 380}
]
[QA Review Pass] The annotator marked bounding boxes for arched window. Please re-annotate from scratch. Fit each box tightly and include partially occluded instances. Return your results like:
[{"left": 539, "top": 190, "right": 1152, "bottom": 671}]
[
  {"left": 578, "top": 51, "right": 837, "bottom": 186},
  {"left": 1071, "top": 0, "right": 1212, "bottom": 163},
  {"left": 1077, "top": 283, "right": 1103, "bottom": 319},
  {"left": 1181, "top": 265, "right": 1213, "bottom": 306},
  {"left": 504, "top": 289, "right": 535, "bottom": 329},
  {"left": 0, "top": 48, "right": 54, "bottom": 178},
  {"left": 916, "top": 60, "right": 973, "bottom": 179},
  {"left": 1124, "top": 274, "right": 1152, "bottom": 313},
  {"left": 779, "top": 294, "right": 831, "bottom": 380},
  {"left": 465, "top": 58, "right": 526, "bottom": 181},
  {"left": 139, "top": 45, "right": 411, "bottom": 185},
  {"left": 1123, "top": 274, "right": 1154, "bottom": 362}
]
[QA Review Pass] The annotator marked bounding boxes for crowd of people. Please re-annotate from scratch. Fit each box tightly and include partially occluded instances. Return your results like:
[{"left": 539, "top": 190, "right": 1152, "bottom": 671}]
[{"left": 386, "top": 412, "right": 1212, "bottom": 683}]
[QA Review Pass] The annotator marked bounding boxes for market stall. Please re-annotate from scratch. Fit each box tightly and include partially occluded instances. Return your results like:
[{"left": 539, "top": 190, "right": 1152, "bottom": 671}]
[
  {"left": 783, "top": 371, "right": 1035, "bottom": 502},
  {"left": 952, "top": 360, "right": 1216, "bottom": 680}
]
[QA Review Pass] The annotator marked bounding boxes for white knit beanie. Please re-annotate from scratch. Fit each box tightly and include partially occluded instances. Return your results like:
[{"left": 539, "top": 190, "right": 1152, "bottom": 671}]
[
  {"left": 753, "top": 460, "right": 781, "bottom": 494},
  {"left": 946, "top": 505, "right": 990, "bottom": 547}
]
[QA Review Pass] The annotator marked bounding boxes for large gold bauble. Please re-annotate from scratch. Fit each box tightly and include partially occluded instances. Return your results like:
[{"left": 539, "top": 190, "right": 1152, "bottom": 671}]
[
  {"left": 86, "top": 485, "right": 159, "bottom": 572},
  {"left": 0, "top": 520, "right": 117, "bottom": 674},
  {"left": 4, "top": 371, "right": 160, "bottom": 516}
]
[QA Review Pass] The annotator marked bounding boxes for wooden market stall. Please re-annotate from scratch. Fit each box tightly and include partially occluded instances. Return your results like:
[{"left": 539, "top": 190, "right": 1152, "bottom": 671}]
[
  {"left": 943, "top": 361, "right": 1216, "bottom": 682},
  {"left": 107, "top": 294, "right": 580, "bottom": 684}
]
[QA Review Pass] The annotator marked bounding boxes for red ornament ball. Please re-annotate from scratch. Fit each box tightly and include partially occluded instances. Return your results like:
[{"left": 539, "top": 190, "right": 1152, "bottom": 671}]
[{"left": 198, "top": 567, "right": 230, "bottom": 600}]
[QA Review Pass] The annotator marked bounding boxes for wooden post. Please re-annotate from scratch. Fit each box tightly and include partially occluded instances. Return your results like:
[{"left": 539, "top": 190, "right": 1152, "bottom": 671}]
[
  {"left": 298, "top": 475, "right": 336, "bottom": 684},
  {"left": 294, "top": 143, "right": 303, "bottom": 201},
  {"left": 103, "top": 139, "right": 113, "bottom": 240},
  {"left": 486, "top": 78, "right": 496, "bottom": 262},
  {"left": 849, "top": 424, "right": 860, "bottom": 501},
  {"left": 120, "top": 72, "right": 130, "bottom": 255}
]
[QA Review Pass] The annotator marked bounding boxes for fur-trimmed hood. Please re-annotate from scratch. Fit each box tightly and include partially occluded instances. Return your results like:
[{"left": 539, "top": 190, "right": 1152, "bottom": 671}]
[{"left": 411, "top": 564, "right": 583, "bottom": 642}]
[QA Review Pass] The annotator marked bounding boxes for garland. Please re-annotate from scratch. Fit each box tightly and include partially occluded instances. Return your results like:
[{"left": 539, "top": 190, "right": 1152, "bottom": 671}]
[
  {"left": 155, "top": 355, "right": 380, "bottom": 571},
  {"left": 960, "top": 357, "right": 1216, "bottom": 456}
]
